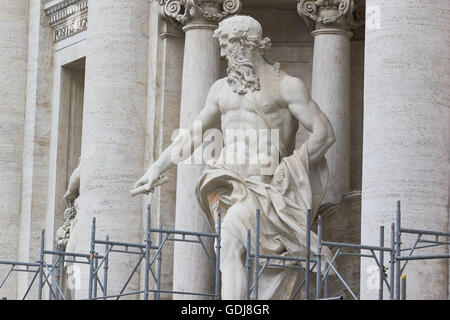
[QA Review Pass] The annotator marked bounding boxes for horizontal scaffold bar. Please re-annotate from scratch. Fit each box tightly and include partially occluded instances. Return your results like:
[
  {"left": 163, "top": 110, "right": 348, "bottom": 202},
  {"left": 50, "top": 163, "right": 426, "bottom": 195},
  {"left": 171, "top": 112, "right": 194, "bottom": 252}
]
[
  {"left": 322, "top": 241, "right": 393, "bottom": 252},
  {"left": 397, "top": 254, "right": 450, "bottom": 261},
  {"left": 44, "top": 250, "right": 103, "bottom": 260},
  {"left": 0, "top": 260, "right": 40, "bottom": 267},
  {"left": 149, "top": 227, "right": 218, "bottom": 238},
  {"left": 401, "top": 228, "right": 450, "bottom": 237}
]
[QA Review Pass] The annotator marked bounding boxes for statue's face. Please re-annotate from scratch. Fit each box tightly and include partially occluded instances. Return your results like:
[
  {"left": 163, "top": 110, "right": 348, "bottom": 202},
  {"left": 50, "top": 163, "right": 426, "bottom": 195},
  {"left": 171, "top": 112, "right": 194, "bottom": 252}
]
[{"left": 218, "top": 36, "right": 241, "bottom": 59}]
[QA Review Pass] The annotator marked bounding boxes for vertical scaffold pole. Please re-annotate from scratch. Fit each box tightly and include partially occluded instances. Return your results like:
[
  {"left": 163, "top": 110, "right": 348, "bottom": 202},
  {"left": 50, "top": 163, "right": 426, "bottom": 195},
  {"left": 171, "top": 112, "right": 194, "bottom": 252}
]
[
  {"left": 401, "top": 275, "right": 406, "bottom": 300},
  {"left": 55, "top": 250, "right": 62, "bottom": 300},
  {"left": 103, "top": 235, "right": 109, "bottom": 300},
  {"left": 245, "top": 229, "right": 251, "bottom": 300},
  {"left": 315, "top": 215, "right": 322, "bottom": 300},
  {"left": 156, "top": 224, "right": 163, "bottom": 300},
  {"left": 395, "top": 201, "right": 401, "bottom": 300},
  {"left": 144, "top": 204, "right": 151, "bottom": 300},
  {"left": 390, "top": 223, "right": 395, "bottom": 300},
  {"left": 58, "top": 249, "right": 64, "bottom": 300},
  {"left": 379, "top": 226, "right": 385, "bottom": 300},
  {"left": 305, "top": 209, "right": 311, "bottom": 300},
  {"left": 37, "top": 229, "right": 45, "bottom": 300},
  {"left": 215, "top": 211, "right": 222, "bottom": 300},
  {"left": 253, "top": 209, "right": 261, "bottom": 300},
  {"left": 324, "top": 262, "right": 329, "bottom": 298},
  {"left": 93, "top": 255, "right": 98, "bottom": 299},
  {"left": 88, "top": 217, "right": 96, "bottom": 300}
]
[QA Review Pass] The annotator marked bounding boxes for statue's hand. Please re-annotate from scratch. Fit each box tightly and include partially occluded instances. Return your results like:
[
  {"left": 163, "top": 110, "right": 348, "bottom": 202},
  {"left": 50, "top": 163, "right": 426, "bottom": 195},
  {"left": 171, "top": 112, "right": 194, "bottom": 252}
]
[
  {"left": 130, "top": 166, "right": 166, "bottom": 197},
  {"left": 63, "top": 190, "right": 76, "bottom": 201}
]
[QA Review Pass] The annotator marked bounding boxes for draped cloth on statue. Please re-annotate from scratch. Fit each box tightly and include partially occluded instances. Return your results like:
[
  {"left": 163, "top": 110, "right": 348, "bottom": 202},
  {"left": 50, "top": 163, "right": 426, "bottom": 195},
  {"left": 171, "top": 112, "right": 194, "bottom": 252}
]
[{"left": 196, "top": 143, "right": 333, "bottom": 299}]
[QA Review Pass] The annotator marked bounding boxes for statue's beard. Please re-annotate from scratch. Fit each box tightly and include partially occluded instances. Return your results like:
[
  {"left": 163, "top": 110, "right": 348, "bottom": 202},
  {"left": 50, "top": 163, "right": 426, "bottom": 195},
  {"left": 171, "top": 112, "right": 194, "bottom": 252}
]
[{"left": 226, "top": 48, "right": 260, "bottom": 95}]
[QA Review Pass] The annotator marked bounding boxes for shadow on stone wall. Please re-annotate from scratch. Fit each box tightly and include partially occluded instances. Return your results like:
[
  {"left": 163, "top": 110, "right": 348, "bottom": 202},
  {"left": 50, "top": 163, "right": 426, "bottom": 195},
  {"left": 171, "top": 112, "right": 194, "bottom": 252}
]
[{"left": 313, "top": 191, "right": 361, "bottom": 300}]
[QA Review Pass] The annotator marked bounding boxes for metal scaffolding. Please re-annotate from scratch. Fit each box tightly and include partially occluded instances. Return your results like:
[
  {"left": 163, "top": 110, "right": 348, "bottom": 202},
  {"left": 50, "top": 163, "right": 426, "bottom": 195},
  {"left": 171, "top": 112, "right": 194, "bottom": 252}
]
[
  {"left": 245, "top": 200, "right": 450, "bottom": 300},
  {"left": 1, "top": 200, "right": 449, "bottom": 300}
]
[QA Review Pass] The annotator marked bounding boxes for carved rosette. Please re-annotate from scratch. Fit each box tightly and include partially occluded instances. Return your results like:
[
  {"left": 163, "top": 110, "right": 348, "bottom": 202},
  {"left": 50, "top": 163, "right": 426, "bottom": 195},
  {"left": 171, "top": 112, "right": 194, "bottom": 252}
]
[
  {"left": 159, "top": 0, "right": 242, "bottom": 29},
  {"left": 297, "top": 0, "right": 365, "bottom": 30}
]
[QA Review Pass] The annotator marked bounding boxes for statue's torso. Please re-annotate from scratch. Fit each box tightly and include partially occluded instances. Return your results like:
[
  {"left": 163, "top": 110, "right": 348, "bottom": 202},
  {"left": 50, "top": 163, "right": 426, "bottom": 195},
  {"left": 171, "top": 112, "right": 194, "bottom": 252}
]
[{"left": 215, "top": 72, "right": 299, "bottom": 179}]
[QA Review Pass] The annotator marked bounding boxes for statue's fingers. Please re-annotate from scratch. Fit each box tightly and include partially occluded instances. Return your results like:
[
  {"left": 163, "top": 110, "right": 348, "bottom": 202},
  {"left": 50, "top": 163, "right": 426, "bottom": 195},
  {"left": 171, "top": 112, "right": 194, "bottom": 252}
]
[
  {"left": 133, "top": 178, "right": 146, "bottom": 189},
  {"left": 130, "top": 183, "right": 152, "bottom": 197}
]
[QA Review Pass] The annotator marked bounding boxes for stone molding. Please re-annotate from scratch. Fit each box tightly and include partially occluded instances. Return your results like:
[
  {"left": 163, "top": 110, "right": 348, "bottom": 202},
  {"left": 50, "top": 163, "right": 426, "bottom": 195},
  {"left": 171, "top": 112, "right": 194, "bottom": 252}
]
[
  {"left": 297, "top": 0, "right": 365, "bottom": 31},
  {"left": 44, "top": 0, "right": 88, "bottom": 42},
  {"left": 159, "top": 0, "right": 241, "bottom": 29}
]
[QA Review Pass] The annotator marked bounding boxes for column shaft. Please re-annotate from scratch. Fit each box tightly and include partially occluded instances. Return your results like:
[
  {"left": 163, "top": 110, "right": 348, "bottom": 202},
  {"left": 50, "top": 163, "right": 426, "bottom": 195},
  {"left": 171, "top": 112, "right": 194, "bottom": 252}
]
[
  {"left": 17, "top": 0, "right": 53, "bottom": 299},
  {"left": 311, "top": 29, "right": 352, "bottom": 203},
  {"left": 74, "top": 0, "right": 149, "bottom": 299},
  {"left": 0, "top": 0, "right": 28, "bottom": 300},
  {"left": 172, "top": 24, "right": 221, "bottom": 299},
  {"left": 361, "top": 0, "right": 449, "bottom": 300}
]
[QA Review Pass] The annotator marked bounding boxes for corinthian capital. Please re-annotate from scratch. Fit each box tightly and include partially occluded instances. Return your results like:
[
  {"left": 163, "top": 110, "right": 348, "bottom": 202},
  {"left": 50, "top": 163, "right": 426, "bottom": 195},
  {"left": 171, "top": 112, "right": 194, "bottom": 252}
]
[
  {"left": 159, "top": 0, "right": 242, "bottom": 29},
  {"left": 297, "top": 0, "right": 365, "bottom": 30}
]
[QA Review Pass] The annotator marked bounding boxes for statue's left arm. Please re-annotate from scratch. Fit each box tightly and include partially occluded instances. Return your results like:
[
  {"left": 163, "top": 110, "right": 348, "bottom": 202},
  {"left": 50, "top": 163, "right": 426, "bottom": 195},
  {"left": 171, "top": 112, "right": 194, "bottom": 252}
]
[
  {"left": 280, "top": 75, "right": 336, "bottom": 164},
  {"left": 64, "top": 164, "right": 80, "bottom": 202}
]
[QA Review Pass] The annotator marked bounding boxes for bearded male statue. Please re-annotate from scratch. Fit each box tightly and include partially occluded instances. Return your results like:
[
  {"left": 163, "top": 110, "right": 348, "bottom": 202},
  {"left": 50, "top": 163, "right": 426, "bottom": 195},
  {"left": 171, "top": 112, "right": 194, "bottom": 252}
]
[{"left": 131, "top": 15, "right": 336, "bottom": 300}]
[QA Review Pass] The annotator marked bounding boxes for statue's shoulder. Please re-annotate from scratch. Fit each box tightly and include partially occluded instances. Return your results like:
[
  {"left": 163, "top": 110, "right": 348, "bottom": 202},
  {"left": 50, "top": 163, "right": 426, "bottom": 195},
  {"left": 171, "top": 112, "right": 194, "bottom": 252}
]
[
  {"left": 214, "top": 76, "right": 228, "bottom": 87},
  {"left": 279, "top": 74, "right": 309, "bottom": 99},
  {"left": 210, "top": 77, "right": 228, "bottom": 93}
]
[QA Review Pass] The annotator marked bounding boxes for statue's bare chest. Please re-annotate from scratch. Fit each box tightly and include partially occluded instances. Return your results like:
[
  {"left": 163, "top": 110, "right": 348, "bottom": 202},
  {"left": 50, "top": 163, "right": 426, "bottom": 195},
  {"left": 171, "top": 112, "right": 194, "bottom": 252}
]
[{"left": 218, "top": 89, "right": 282, "bottom": 117}]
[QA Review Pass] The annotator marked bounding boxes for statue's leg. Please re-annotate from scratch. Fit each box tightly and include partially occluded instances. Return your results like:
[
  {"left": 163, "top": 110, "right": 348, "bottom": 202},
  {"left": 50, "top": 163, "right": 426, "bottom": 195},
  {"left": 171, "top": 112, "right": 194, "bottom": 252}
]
[{"left": 220, "top": 227, "right": 246, "bottom": 300}]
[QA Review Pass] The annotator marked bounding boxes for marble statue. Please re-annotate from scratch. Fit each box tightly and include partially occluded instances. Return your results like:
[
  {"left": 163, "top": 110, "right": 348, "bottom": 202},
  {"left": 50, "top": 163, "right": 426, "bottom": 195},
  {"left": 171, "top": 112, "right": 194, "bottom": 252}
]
[
  {"left": 55, "top": 159, "right": 80, "bottom": 247},
  {"left": 131, "top": 15, "right": 336, "bottom": 299}
]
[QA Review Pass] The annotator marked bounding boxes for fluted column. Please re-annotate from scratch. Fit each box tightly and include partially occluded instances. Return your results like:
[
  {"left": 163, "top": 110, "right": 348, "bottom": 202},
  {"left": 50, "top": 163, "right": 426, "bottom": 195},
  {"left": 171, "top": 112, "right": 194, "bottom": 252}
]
[
  {"left": 160, "top": 0, "right": 241, "bottom": 299},
  {"left": 73, "top": 0, "right": 149, "bottom": 298},
  {"left": 361, "top": 0, "right": 449, "bottom": 299},
  {"left": 298, "top": 0, "right": 364, "bottom": 204},
  {"left": 0, "top": 0, "right": 29, "bottom": 300}
]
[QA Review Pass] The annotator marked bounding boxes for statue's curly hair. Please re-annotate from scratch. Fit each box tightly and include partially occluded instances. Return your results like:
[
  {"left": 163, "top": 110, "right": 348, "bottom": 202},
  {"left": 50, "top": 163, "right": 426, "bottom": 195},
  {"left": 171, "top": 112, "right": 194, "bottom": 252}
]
[{"left": 213, "top": 15, "right": 272, "bottom": 56}]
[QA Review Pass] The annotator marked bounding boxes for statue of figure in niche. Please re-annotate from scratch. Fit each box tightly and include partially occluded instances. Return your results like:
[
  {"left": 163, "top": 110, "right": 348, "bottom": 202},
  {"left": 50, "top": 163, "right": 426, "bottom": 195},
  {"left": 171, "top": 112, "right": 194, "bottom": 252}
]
[
  {"left": 132, "top": 15, "right": 335, "bottom": 299},
  {"left": 56, "top": 158, "right": 80, "bottom": 247}
]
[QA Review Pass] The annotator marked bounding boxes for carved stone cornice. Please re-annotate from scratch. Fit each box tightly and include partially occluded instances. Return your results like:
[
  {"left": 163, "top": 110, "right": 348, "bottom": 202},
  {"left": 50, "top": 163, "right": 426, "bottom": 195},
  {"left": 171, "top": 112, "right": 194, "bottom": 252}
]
[
  {"left": 44, "top": 0, "right": 88, "bottom": 42},
  {"left": 159, "top": 0, "right": 242, "bottom": 30},
  {"left": 297, "top": 0, "right": 365, "bottom": 31}
]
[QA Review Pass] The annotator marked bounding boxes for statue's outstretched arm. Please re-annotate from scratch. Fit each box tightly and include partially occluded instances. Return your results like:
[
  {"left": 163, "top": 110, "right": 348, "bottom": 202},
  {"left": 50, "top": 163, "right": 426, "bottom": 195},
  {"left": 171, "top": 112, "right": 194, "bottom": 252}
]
[
  {"left": 281, "top": 76, "right": 335, "bottom": 164},
  {"left": 131, "top": 80, "right": 223, "bottom": 196}
]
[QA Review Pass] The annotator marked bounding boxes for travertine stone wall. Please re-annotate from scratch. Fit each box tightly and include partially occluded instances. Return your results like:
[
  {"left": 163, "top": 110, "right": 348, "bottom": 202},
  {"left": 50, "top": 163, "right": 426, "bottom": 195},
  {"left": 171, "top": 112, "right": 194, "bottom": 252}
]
[
  {"left": 0, "top": 0, "right": 29, "bottom": 300},
  {"left": 17, "top": 0, "right": 53, "bottom": 299},
  {"left": 74, "top": 0, "right": 149, "bottom": 299},
  {"left": 361, "top": 0, "right": 449, "bottom": 300},
  {"left": 317, "top": 194, "right": 361, "bottom": 300}
]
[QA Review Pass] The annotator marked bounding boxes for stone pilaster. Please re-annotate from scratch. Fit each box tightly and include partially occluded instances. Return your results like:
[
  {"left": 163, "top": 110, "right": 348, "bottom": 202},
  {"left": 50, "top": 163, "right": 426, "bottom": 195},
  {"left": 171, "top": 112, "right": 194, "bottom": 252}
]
[
  {"left": 72, "top": 0, "right": 149, "bottom": 299},
  {"left": 361, "top": 0, "right": 449, "bottom": 300},
  {"left": 0, "top": 0, "right": 29, "bottom": 300},
  {"left": 298, "top": 0, "right": 364, "bottom": 204},
  {"left": 17, "top": 0, "right": 54, "bottom": 299},
  {"left": 159, "top": 0, "right": 241, "bottom": 299},
  {"left": 142, "top": 0, "right": 185, "bottom": 299}
]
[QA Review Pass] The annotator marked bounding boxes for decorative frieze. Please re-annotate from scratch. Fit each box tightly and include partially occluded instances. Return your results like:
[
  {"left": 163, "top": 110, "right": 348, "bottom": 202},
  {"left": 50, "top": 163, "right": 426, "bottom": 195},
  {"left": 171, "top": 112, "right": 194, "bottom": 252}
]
[
  {"left": 297, "top": 0, "right": 365, "bottom": 30},
  {"left": 45, "top": 0, "right": 88, "bottom": 42},
  {"left": 159, "top": 0, "right": 241, "bottom": 29}
]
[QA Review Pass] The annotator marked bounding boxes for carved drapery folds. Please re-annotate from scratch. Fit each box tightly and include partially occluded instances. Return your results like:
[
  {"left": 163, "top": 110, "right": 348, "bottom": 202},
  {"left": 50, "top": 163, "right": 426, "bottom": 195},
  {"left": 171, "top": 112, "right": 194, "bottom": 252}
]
[
  {"left": 159, "top": 0, "right": 242, "bottom": 28},
  {"left": 297, "top": 0, "right": 365, "bottom": 30}
]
